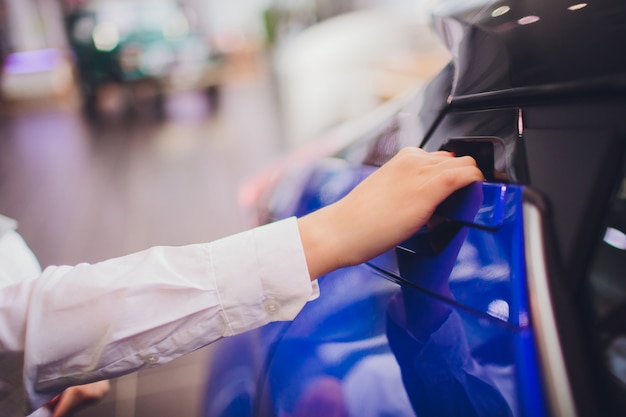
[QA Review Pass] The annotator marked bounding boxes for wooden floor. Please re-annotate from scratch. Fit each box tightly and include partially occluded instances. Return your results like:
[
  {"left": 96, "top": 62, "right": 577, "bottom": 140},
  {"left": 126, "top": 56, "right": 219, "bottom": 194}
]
[{"left": 0, "top": 59, "right": 285, "bottom": 417}]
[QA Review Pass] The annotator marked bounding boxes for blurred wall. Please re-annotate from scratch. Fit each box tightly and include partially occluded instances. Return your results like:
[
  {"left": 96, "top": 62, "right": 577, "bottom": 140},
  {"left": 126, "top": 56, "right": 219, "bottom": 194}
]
[
  {"left": 198, "top": 0, "right": 273, "bottom": 42},
  {"left": 273, "top": 3, "right": 448, "bottom": 149},
  {"left": 4, "top": 0, "right": 67, "bottom": 51}
]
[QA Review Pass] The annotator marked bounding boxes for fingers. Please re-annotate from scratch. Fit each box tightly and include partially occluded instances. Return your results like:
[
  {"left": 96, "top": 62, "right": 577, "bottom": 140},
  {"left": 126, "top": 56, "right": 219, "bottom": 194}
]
[
  {"left": 396, "top": 147, "right": 454, "bottom": 161},
  {"left": 390, "top": 149, "right": 482, "bottom": 194},
  {"left": 394, "top": 147, "right": 477, "bottom": 170},
  {"left": 416, "top": 164, "right": 485, "bottom": 213},
  {"left": 50, "top": 389, "right": 77, "bottom": 417},
  {"left": 49, "top": 381, "right": 110, "bottom": 417},
  {"left": 403, "top": 152, "right": 483, "bottom": 211},
  {"left": 433, "top": 154, "right": 485, "bottom": 185}
]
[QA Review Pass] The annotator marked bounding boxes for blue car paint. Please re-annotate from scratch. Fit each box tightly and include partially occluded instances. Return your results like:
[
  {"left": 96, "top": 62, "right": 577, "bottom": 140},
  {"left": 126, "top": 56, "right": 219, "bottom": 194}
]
[{"left": 202, "top": 166, "right": 547, "bottom": 416}]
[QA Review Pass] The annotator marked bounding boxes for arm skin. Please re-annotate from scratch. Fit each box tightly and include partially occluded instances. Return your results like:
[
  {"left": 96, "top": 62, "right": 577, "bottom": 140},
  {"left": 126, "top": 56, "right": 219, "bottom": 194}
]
[
  {"left": 46, "top": 380, "right": 110, "bottom": 417},
  {"left": 298, "top": 148, "right": 483, "bottom": 280}
]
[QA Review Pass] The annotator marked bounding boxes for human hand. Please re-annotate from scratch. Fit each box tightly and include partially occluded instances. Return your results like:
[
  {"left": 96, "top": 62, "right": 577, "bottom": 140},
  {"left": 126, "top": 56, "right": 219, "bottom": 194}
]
[
  {"left": 45, "top": 380, "right": 110, "bottom": 417},
  {"left": 298, "top": 148, "right": 483, "bottom": 279}
]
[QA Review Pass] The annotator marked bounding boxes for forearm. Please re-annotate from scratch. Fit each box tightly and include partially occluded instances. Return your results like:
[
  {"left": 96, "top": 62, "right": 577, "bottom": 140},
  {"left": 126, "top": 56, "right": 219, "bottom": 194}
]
[{"left": 297, "top": 203, "right": 346, "bottom": 279}]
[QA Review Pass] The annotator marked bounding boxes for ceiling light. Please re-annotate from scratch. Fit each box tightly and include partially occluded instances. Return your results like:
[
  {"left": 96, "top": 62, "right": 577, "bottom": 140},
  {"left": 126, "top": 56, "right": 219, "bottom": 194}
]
[
  {"left": 568, "top": 3, "right": 588, "bottom": 11},
  {"left": 518, "top": 15, "right": 540, "bottom": 25},
  {"left": 604, "top": 227, "right": 626, "bottom": 250},
  {"left": 491, "top": 5, "right": 511, "bottom": 17}
]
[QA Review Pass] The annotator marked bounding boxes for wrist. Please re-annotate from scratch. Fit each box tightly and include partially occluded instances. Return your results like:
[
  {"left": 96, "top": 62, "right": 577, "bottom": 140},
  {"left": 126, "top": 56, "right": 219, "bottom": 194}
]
[{"left": 297, "top": 204, "right": 347, "bottom": 280}]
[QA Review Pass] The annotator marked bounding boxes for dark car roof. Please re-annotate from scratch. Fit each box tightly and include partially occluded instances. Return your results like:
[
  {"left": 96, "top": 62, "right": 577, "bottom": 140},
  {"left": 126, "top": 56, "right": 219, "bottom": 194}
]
[{"left": 433, "top": 0, "right": 626, "bottom": 99}]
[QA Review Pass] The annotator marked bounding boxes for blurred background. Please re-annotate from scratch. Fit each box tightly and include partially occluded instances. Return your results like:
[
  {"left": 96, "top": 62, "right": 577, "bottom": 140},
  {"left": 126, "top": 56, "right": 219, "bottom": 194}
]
[{"left": 0, "top": 0, "right": 448, "bottom": 415}]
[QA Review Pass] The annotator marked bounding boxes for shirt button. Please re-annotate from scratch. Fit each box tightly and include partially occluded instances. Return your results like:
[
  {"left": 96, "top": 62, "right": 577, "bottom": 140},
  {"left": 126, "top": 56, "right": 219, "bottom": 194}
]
[
  {"left": 145, "top": 354, "right": 159, "bottom": 365},
  {"left": 263, "top": 299, "right": 280, "bottom": 315}
]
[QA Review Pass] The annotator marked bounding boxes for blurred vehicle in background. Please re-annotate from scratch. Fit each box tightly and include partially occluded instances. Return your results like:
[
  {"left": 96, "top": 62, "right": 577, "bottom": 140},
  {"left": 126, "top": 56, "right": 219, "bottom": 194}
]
[
  {"left": 201, "top": 0, "right": 626, "bottom": 416},
  {"left": 65, "top": 0, "right": 224, "bottom": 116}
]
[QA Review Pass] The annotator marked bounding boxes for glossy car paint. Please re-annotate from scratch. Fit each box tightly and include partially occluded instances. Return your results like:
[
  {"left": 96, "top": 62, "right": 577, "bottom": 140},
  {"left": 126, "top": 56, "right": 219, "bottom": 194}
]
[
  {"left": 203, "top": 0, "right": 626, "bottom": 415},
  {"left": 204, "top": 176, "right": 545, "bottom": 417},
  {"left": 432, "top": 0, "right": 626, "bottom": 98}
]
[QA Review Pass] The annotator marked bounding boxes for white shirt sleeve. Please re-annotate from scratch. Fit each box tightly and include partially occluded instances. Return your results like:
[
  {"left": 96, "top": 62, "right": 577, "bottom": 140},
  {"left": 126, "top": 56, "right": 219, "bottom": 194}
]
[{"left": 0, "top": 216, "right": 318, "bottom": 413}]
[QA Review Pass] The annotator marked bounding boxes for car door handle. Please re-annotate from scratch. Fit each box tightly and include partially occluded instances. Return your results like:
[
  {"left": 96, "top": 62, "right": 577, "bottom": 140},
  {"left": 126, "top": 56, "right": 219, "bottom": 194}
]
[
  {"left": 397, "top": 182, "right": 507, "bottom": 256},
  {"left": 434, "top": 181, "right": 507, "bottom": 229}
]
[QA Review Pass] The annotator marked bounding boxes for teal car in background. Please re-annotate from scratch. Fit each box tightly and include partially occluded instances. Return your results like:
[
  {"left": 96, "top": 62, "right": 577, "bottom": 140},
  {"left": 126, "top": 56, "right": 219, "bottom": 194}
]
[{"left": 65, "top": 0, "right": 224, "bottom": 116}]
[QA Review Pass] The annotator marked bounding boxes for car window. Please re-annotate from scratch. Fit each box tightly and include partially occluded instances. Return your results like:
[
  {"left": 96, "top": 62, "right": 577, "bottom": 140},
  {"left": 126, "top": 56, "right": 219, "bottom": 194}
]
[{"left": 587, "top": 159, "right": 626, "bottom": 397}]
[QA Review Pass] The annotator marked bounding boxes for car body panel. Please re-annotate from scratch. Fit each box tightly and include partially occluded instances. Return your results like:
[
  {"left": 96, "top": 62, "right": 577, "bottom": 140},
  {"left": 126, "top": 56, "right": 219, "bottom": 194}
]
[
  {"left": 204, "top": 179, "right": 549, "bottom": 417},
  {"left": 433, "top": 0, "right": 626, "bottom": 99},
  {"left": 203, "top": 0, "right": 626, "bottom": 415}
]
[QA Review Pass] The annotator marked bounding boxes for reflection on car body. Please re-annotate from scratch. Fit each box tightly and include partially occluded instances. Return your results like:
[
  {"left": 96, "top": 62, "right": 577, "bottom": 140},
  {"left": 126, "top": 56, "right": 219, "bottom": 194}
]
[{"left": 202, "top": 0, "right": 626, "bottom": 416}]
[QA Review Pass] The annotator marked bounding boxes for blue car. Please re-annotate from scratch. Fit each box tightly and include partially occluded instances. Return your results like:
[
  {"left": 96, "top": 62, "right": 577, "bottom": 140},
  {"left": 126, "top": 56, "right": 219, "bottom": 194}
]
[{"left": 202, "top": 0, "right": 626, "bottom": 416}]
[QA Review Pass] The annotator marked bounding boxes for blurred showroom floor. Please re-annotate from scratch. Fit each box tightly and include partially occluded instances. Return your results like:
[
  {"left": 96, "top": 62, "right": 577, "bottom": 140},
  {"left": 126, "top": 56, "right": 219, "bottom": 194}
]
[{"left": 0, "top": 53, "right": 287, "bottom": 417}]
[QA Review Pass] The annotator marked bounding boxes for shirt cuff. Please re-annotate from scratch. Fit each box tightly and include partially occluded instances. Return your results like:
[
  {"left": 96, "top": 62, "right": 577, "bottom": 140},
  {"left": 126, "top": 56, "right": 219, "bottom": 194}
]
[{"left": 210, "top": 217, "right": 318, "bottom": 336}]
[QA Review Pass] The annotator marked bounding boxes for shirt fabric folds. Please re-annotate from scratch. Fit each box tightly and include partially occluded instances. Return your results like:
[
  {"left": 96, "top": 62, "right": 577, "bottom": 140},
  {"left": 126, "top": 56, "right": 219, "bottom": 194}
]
[{"left": 0, "top": 215, "right": 317, "bottom": 416}]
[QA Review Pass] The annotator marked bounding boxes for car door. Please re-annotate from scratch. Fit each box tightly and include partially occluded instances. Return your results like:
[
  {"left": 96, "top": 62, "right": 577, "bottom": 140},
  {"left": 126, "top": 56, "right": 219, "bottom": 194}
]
[
  {"left": 366, "top": 181, "right": 547, "bottom": 417},
  {"left": 201, "top": 168, "right": 603, "bottom": 417},
  {"left": 248, "top": 180, "right": 593, "bottom": 417}
]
